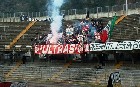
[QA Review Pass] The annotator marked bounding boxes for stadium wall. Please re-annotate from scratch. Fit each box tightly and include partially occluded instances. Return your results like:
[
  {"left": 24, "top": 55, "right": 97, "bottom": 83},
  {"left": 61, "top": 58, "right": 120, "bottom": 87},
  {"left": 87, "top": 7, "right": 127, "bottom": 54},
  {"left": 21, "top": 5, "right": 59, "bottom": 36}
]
[
  {"left": 64, "top": 9, "right": 140, "bottom": 20},
  {"left": 0, "top": 8, "right": 140, "bottom": 22}
]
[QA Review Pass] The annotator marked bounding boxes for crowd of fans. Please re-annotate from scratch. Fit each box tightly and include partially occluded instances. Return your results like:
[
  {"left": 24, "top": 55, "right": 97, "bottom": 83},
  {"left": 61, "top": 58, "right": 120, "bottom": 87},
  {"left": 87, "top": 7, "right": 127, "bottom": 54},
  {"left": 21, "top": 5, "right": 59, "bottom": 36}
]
[
  {"left": 64, "top": 17, "right": 105, "bottom": 44},
  {"left": 20, "top": 15, "right": 31, "bottom": 21},
  {"left": 32, "top": 17, "right": 107, "bottom": 46},
  {"left": 20, "top": 15, "right": 40, "bottom": 22},
  {"left": 31, "top": 15, "right": 112, "bottom": 67}
]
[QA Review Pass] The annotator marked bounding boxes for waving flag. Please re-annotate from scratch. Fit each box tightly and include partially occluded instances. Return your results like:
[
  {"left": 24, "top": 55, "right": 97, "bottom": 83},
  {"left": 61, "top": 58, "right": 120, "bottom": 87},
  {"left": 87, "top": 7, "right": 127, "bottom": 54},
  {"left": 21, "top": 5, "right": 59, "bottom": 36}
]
[
  {"left": 100, "top": 30, "right": 108, "bottom": 43},
  {"left": 109, "top": 14, "right": 117, "bottom": 38},
  {"left": 101, "top": 14, "right": 117, "bottom": 43}
]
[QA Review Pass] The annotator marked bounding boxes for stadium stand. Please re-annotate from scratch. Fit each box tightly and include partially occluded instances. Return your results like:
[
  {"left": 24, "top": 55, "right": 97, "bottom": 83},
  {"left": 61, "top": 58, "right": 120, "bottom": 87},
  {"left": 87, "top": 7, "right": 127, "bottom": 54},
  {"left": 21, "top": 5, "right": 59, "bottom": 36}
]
[
  {"left": 6, "top": 21, "right": 37, "bottom": 49},
  {"left": 111, "top": 14, "right": 140, "bottom": 41},
  {"left": 0, "top": 13, "right": 140, "bottom": 87},
  {"left": 1, "top": 61, "right": 139, "bottom": 86},
  {"left": 0, "top": 21, "right": 50, "bottom": 51}
]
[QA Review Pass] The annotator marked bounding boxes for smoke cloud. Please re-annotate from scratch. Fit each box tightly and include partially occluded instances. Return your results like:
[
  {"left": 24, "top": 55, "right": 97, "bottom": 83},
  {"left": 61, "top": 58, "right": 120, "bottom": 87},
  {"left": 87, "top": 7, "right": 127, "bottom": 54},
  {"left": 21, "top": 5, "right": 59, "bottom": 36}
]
[{"left": 48, "top": 0, "right": 64, "bottom": 44}]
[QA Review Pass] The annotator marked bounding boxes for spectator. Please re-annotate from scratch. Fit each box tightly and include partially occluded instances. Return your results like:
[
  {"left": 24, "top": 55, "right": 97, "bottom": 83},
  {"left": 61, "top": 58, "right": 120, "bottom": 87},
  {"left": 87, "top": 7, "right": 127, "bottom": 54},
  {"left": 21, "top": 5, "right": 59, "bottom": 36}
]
[
  {"left": 10, "top": 53, "right": 13, "bottom": 64},
  {"left": 107, "top": 73, "right": 113, "bottom": 87},
  {"left": 22, "top": 15, "right": 25, "bottom": 21},
  {"left": 0, "top": 34, "right": 2, "bottom": 40},
  {"left": 62, "top": 14, "right": 65, "bottom": 19},
  {"left": 24, "top": 15, "right": 28, "bottom": 21},
  {"left": 22, "top": 55, "right": 26, "bottom": 64},
  {"left": 28, "top": 17, "right": 32, "bottom": 21},
  {"left": 32, "top": 16, "right": 109, "bottom": 45},
  {"left": 20, "top": 15, "right": 22, "bottom": 22},
  {"left": 86, "top": 11, "right": 90, "bottom": 19}
]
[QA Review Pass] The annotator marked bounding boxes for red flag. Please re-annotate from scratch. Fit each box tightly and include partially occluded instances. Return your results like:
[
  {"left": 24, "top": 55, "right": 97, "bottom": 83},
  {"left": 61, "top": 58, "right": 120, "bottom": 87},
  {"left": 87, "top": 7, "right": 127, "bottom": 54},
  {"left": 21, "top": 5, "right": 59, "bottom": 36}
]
[{"left": 101, "top": 30, "right": 108, "bottom": 43}]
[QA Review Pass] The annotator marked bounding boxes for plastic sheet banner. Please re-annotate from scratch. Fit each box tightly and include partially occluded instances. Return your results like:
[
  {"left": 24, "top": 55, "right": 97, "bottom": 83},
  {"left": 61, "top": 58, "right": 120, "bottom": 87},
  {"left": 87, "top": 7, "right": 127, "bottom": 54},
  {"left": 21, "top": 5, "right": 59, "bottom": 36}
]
[
  {"left": 0, "top": 82, "right": 12, "bottom": 87},
  {"left": 89, "top": 41, "right": 140, "bottom": 51},
  {"left": 35, "top": 44, "right": 85, "bottom": 54},
  {"left": 35, "top": 40, "right": 140, "bottom": 54}
]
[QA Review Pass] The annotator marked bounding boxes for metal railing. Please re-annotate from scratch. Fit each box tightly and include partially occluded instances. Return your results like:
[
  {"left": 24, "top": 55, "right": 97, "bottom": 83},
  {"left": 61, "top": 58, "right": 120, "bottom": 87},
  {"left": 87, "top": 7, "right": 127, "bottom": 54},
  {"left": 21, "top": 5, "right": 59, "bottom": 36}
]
[
  {"left": 0, "top": 2, "right": 139, "bottom": 19},
  {"left": 1, "top": 63, "right": 139, "bottom": 86}
]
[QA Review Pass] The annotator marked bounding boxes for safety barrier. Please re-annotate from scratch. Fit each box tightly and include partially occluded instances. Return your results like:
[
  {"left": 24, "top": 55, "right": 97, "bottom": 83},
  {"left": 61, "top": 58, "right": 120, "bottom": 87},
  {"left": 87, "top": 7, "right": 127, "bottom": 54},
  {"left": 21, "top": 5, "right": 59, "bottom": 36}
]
[
  {"left": 0, "top": 2, "right": 140, "bottom": 22},
  {"left": 6, "top": 21, "right": 36, "bottom": 49},
  {"left": 115, "top": 15, "right": 126, "bottom": 24},
  {"left": 50, "top": 61, "right": 72, "bottom": 80},
  {"left": 1, "top": 62, "right": 140, "bottom": 86},
  {"left": 5, "top": 61, "right": 22, "bottom": 78}
]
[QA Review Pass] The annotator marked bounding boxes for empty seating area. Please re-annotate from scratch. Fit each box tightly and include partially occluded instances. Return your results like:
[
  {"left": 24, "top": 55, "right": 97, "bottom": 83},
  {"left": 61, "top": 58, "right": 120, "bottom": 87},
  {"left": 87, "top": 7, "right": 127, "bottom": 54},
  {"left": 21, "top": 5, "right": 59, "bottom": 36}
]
[
  {"left": 111, "top": 14, "right": 140, "bottom": 41},
  {"left": 58, "top": 66, "right": 107, "bottom": 84},
  {"left": 0, "top": 61, "right": 139, "bottom": 86},
  {"left": 0, "top": 20, "right": 75, "bottom": 52},
  {"left": 0, "top": 21, "right": 50, "bottom": 51},
  {"left": 4, "top": 61, "right": 65, "bottom": 81}
]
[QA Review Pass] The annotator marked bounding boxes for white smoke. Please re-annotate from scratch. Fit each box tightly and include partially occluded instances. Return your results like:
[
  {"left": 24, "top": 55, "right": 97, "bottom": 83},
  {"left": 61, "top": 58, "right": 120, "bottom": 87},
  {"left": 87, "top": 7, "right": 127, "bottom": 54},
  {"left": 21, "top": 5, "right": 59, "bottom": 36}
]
[{"left": 48, "top": 0, "right": 64, "bottom": 44}]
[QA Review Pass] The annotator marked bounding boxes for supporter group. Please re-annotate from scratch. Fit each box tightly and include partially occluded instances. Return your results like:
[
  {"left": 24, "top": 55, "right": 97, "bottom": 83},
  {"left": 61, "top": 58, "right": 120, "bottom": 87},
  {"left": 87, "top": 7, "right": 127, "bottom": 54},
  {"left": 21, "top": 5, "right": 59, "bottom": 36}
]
[{"left": 32, "top": 16, "right": 112, "bottom": 46}]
